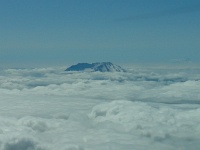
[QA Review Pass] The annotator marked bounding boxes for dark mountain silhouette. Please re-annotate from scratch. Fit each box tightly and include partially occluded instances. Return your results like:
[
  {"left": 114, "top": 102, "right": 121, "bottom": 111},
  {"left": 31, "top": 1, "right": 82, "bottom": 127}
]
[{"left": 65, "top": 62, "right": 125, "bottom": 72}]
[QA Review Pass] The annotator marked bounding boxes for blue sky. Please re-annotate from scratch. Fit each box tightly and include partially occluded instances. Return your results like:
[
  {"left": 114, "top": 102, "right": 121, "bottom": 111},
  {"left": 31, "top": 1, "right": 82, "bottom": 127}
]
[{"left": 0, "top": 0, "right": 200, "bottom": 66}]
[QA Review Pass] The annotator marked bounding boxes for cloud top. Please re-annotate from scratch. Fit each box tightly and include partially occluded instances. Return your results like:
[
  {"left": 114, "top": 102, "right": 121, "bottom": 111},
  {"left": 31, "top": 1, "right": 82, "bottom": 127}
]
[{"left": 0, "top": 65, "right": 200, "bottom": 149}]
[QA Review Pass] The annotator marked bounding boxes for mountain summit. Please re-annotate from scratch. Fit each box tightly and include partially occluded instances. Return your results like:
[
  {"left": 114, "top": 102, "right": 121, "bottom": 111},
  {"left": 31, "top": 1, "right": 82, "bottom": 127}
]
[{"left": 65, "top": 62, "right": 125, "bottom": 72}]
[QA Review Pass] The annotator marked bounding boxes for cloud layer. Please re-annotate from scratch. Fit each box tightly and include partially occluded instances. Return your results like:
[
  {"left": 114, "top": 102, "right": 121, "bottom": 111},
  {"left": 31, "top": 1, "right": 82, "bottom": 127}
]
[{"left": 0, "top": 65, "right": 200, "bottom": 150}]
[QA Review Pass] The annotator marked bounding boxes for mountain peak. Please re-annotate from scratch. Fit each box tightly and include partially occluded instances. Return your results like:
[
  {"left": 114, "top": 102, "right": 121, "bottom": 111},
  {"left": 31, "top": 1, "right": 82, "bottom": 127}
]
[{"left": 65, "top": 62, "right": 125, "bottom": 72}]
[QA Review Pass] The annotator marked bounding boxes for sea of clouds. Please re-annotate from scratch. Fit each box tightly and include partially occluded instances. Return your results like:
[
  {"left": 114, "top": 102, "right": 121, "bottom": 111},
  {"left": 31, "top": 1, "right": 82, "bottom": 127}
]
[{"left": 0, "top": 64, "right": 200, "bottom": 150}]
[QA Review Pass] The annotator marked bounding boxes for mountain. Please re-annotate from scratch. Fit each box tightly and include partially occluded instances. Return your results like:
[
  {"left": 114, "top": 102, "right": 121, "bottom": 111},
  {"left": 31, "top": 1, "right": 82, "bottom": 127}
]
[{"left": 65, "top": 62, "right": 125, "bottom": 72}]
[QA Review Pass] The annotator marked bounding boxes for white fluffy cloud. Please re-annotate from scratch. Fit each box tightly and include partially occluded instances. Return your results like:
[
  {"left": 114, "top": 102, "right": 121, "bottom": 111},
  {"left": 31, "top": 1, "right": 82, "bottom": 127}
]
[{"left": 0, "top": 65, "right": 200, "bottom": 150}]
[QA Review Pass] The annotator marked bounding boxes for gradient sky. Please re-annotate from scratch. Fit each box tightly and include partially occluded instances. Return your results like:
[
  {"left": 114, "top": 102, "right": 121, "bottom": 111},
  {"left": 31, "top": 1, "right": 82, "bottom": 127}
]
[{"left": 0, "top": 0, "right": 200, "bottom": 66}]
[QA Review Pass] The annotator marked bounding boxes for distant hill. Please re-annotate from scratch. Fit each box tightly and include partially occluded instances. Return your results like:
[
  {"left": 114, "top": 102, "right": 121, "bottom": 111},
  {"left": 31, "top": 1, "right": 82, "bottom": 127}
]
[{"left": 65, "top": 62, "right": 125, "bottom": 72}]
